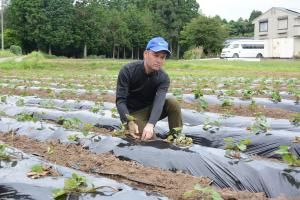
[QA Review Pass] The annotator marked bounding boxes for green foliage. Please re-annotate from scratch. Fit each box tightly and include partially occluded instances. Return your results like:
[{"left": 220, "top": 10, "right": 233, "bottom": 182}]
[
  {"left": 183, "top": 183, "right": 223, "bottom": 200},
  {"left": 180, "top": 15, "right": 228, "bottom": 55},
  {"left": 126, "top": 114, "right": 136, "bottom": 122},
  {"left": 183, "top": 47, "right": 204, "bottom": 60},
  {"left": 67, "top": 134, "right": 79, "bottom": 142},
  {"left": 197, "top": 97, "right": 208, "bottom": 112},
  {"left": 221, "top": 97, "right": 233, "bottom": 107},
  {"left": 0, "top": 50, "right": 16, "bottom": 57},
  {"left": 224, "top": 137, "right": 251, "bottom": 152},
  {"left": 0, "top": 95, "right": 7, "bottom": 103},
  {"left": 274, "top": 145, "right": 300, "bottom": 167},
  {"left": 31, "top": 164, "right": 44, "bottom": 173},
  {"left": 0, "top": 144, "right": 10, "bottom": 161},
  {"left": 172, "top": 88, "right": 183, "bottom": 101},
  {"left": 270, "top": 90, "right": 282, "bottom": 103},
  {"left": 58, "top": 117, "right": 82, "bottom": 129},
  {"left": 166, "top": 127, "right": 193, "bottom": 147},
  {"left": 10, "top": 45, "right": 22, "bottom": 55},
  {"left": 247, "top": 113, "right": 269, "bottom": 134},
  {"left": 290, "top": 113, "right": 300, "bottom": 126},
  {"left": 242, "top": 89, "right": 253, "bottom": 100},
  {"left": 16, "top": 98, "right": 25, "bottom": 106},
  {"left": 52, "top": 173, "right": 117, "bottom": 199},
  {"left": 16, "top": 112, "right": 38, "bottom": 122}
]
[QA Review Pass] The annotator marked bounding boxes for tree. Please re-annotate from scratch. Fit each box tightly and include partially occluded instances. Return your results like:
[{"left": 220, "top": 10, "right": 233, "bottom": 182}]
[
  {"left": 41, "top": 0, "right": 75, "bottom": 55},
  {"left": 180, "top": 15, "right": 228, "bottom": 55},
  {"left": 73, "top": 0, "right": 105, "bottom": 58},
  {"left": 6, "top": 0, "right": 47, "bottom": 52},
  {"left": 249, "top": 10, "right": 262, "bottom": 23}
]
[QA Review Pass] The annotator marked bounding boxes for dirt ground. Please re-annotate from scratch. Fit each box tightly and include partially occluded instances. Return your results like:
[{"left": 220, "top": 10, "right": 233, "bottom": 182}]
[{"left": 0, "top": 133, "right": 272, "bottom": 200}]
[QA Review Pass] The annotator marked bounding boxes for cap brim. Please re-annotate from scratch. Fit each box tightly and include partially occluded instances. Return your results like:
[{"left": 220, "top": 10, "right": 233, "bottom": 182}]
[{"left": 149, "top": 46, "right": 171, "bottom": 57}]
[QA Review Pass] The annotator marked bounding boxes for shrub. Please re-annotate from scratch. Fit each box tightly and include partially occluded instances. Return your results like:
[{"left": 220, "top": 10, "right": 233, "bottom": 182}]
[
  {"left": 183, "top": 47, "right": 204, "bottom": 60},
  {"left": 9, "top": 45, "right": 22, "bottom": 55}
]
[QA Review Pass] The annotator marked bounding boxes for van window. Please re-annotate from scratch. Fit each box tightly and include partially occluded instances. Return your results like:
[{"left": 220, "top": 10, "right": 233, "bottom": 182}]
[
  {"left": 232, "top": 44, "right": 239, "bottom": 48},
  {"left": 241, "top": 44, "right": 264, "bottom": 49}
]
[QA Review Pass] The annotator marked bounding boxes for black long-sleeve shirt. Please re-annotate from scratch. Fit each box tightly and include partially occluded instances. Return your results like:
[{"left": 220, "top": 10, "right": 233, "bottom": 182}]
[{"left": 116, "top": 60, "right": 170, "bottom": 125}]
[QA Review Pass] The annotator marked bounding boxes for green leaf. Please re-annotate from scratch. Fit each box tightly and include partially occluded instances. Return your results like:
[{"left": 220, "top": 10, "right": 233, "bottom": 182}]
[
  {"left": 31, "top": 164, "right": 44, "bottom": 173},
  {"left": 224, "top": 137, "right": 233, "bottom": 143},
  {"left": 237, "top": 143, "right": 247, "bottom": 151}
]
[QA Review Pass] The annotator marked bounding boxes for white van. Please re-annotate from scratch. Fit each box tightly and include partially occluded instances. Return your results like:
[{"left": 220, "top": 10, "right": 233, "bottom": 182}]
[{"left": 220, "top": 40, "right": 265, "bottom": 58}]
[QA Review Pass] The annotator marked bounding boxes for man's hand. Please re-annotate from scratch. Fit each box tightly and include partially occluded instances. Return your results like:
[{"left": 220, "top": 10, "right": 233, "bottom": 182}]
[
  {"left": 141, "top": 123, "right": 154, "bottom": 140},
  {"left": 127, "top": 121, "right": 139, "bottom": 139}
]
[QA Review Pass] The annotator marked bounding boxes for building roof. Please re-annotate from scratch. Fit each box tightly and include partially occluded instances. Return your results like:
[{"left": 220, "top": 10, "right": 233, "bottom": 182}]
[{"left": 252, "top": 7, "right": 300, "bottom": 23}]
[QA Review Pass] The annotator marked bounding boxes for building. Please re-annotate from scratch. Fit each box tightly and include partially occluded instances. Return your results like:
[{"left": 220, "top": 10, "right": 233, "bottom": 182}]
[{"left": 252, "top": 7, "right": 300, "bottom": 58}]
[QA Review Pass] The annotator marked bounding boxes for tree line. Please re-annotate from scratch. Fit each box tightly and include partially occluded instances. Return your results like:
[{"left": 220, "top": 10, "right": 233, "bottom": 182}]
[{"left": 2, "top": 0, "right": 262, "bottom": 59}]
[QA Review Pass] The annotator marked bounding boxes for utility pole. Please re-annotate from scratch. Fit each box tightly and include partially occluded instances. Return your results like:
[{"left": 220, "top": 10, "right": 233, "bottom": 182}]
[{"left": 1, "top": 0, "right": 3, "bottom": 50}]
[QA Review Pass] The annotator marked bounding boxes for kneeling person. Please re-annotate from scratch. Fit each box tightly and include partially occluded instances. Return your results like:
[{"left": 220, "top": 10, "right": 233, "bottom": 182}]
[{"left": 116, "top": 37, "right": 183, "bottom": 140}]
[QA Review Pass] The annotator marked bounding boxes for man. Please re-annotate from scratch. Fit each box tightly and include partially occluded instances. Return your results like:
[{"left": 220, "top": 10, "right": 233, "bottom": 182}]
[{"left": 116, "top": 37, "right": 183, "bottom": 140}]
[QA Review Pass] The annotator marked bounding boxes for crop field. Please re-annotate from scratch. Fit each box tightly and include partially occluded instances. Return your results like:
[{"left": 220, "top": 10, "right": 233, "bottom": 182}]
[{"left": 0, "top": 54, "right": 300, "bottom": 199}]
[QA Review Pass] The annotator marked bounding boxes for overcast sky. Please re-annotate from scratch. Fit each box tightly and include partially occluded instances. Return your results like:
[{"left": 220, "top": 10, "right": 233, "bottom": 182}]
[{"left": 196, "top": 0, "right": 300, "bottom": 21}]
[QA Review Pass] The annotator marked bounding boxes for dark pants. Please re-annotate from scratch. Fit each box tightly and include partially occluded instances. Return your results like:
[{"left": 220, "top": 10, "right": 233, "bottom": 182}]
[{"left": 130, "top": 97, "right": 183, "bottom": 134}]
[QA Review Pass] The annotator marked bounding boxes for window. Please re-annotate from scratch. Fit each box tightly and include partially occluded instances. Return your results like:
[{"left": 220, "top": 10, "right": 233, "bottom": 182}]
[
  {"left": 232, "top": 44, "right": 239, "bottom": 48},
  {"left": 278, "top": 17, "right": 288, "bottom": 30},
  {"left": 259, "top": 21, "right": 268, "bottom": 32},
  {"left": 241, "top": 44, "right": 264, "bottom": 49}
]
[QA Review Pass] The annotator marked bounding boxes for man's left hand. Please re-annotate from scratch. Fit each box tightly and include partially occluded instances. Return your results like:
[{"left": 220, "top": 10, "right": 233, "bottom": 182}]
[{"left": 141, "top": 123, "right": 154, "bottom": 140}]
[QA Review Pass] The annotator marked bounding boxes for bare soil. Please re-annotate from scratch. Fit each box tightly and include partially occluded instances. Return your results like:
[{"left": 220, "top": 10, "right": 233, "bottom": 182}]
[{"left": 0, "top": 133, "right": 270, "bottom": 200}]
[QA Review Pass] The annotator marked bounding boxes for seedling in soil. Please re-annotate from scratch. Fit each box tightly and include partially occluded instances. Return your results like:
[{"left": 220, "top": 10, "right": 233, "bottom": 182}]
[
  {"left": 183, "top": 183, "right": 223, "bottom": 200},
  {"left": 203, "top": 118, "right": 220, "bottom": 133},
  {"left": 16, "top": 98, "right": 25, "bottom": 106},
  {"left": 125, "top": 114, "right": 137, "bottom": 122},
  {"left": 166, "top": 127, "right": 193, "bottom": 147},
  {"left": 172, "top": 88, "right": 183, "bottom": 101},
  {"left": 224, "top": 137, "right": 251, "bottom": 159},
  {"left": 58, "top": 117, "right": 83, "bottom": 129},
  {"left": 0, "top": 144, "right": 10, "bottom": 161},
  {"left": 0, "top": 95, "right": 7, "bottom": 103},
  {"left": 290, "top": 113, "right": 300, "bottom": 126},
  {"left": 27, "top": 163, "right": 61, "bottom": 179},
  {"left": 248, "top": 100, "right": 258, "bottom": 110},
  {"left": 52, "top": 173, "right": 118, "bottom": 199},
  {"left": 242, "top": 89, "right": 253, "bottom": 100},
  {"left": 111, "top": 108, "right": 119, "bottom": 118},
  {"left": 197, "top": 97, "right": 208, "bottom": 112},
  {"left": 67, "top": 134, "right": 79, "bottom": 142},
  {"left": 112, "top": 123, "right": 126, "bottom": 138},
  {"left": 224, "top": 89, "right": 236, "bottom": 96},
  {"left": 16, "top": 112, "right": 38, "bottom": 122},
  {"left": 221, "top": 97, "right": 233, "bottom": 107},
  {"left": 270, "top": 90, "right": 282, "bottom": 103},
  {"left": 193, "top": 87, "right": 204, "bottom": 99},
  {"left": 247, "top": 113, "right": 269, "bottom": 134},
  {"left": 81, "top": 123, "right": 94, "bottom": 137},
  {"left": 274, "top": 145, "right": 300, "bottom": 167}
]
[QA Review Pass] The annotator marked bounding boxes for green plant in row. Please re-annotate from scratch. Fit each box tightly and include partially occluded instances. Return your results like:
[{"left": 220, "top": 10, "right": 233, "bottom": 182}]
[
  {"left": 274, "top": 146, "right": 300, "bottom": 167},
  {"left": 52, "top": 173, "right": 118, "bottom": 199},
  {"left": 290, "top": 113, "right": 300, "bottom": 126},
  {"left": 247, "top": 113, "right": 269, "bottom": 134},
  {"left": 270, "top": 90, "right": 282, "bottom": 103},
  {"left": 0, "top": 144, "right": 10, "bottom": 161},
  {"left": 16, "top": 112, "right": 38, "bottom": 122},
  {"left": 58, "top": 117, "right": 82, "bottom": 129}
]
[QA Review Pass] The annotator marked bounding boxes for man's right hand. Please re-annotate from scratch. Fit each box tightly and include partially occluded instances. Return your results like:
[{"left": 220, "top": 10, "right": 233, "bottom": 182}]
[{"left": 127, "top": 121, "right": 139, "bottom": 139}]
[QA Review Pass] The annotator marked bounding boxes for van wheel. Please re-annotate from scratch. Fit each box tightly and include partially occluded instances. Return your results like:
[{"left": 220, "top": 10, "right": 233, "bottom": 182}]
[
  {"left": 233, "top": 53, "right": 239, "bottom": 58},
  {"left": 256, "top": 53, "right": 263, "bottom": 58}
]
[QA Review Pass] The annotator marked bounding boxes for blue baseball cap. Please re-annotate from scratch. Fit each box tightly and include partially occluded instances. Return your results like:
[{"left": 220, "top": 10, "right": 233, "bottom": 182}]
[{"left": 146, "top": 37, "right": 171, "bottom": 56}]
